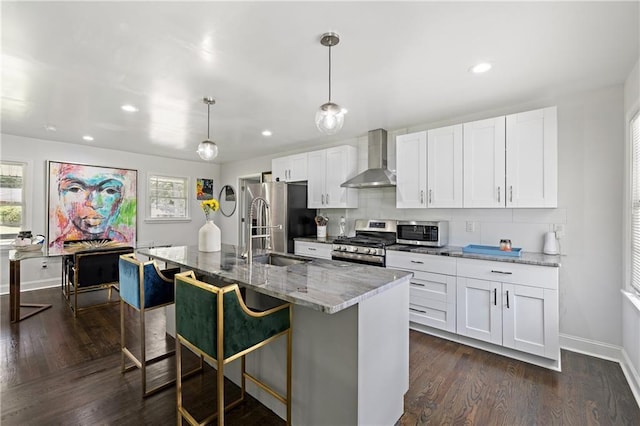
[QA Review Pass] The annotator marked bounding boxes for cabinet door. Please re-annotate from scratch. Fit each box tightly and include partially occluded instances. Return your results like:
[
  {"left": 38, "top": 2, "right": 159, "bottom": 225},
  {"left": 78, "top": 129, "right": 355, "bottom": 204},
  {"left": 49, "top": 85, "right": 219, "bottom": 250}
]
[
  {"left": 463, "top": 117, "right": 506, "bottom": 208},
  {"left": 324, "top": 146, "right": 357, "bottom": 208},
  {"left": 307, "top": 150, "right": 326, "bottom": 208},
  {"left": 288, "top": 153, "right": 308, "bottom": 182},
  {"left": 502, "top": 283, "right": 559, "bottom": 359},
  {"left": 428, "top": 124, "right": 463, "bottom": 208},
  {"left": 396, "top": 131, "right": 427, "bottom": 208},
  {"left": 506, "top": 107, "right": 557, "bottom": 208},
  {"left": 271, "top": 156, "right": 289, "bottom": 182},
  {"left": 456, "top": 277, "right": 502, "bottom": 345}
]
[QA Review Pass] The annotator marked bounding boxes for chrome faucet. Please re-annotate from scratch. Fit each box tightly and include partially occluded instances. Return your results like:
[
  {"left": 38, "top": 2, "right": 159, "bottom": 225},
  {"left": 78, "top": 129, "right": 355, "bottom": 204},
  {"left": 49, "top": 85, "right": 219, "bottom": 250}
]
[{"left": 243, "top": 196, "right": 282, "bottom": 266}]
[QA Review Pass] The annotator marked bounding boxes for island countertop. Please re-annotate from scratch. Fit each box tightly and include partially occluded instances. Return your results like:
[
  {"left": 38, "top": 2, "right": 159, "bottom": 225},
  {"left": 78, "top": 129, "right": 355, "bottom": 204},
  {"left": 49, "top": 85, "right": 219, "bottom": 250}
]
[{"left": 137, "top": 244, "right": 412, "bottom": 314}]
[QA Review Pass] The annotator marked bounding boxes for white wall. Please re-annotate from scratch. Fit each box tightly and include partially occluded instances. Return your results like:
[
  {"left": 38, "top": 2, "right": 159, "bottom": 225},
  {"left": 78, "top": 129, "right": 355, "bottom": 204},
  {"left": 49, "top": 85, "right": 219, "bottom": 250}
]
[
  {"left": 220, "top": 86, "right": 626, "bottom": 349},
  {"left": 1, "top": 134, "right": 220, "bottom": 293}
]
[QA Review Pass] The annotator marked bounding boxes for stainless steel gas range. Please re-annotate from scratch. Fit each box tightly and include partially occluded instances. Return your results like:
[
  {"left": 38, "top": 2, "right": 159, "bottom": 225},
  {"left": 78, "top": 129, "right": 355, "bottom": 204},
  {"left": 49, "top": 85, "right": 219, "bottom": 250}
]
[{"left": 331, "top": 219, "right": 397, "bottom": 267}]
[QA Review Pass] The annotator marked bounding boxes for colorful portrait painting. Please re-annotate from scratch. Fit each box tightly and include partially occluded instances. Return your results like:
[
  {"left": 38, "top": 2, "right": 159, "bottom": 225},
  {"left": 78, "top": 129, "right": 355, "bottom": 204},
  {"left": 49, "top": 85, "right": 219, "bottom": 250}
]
[
  {"left": 47, "top": 161, "right": 137, "bottom": 253},
  {"left": 196, "top": 178, "right": 214, "bottom": 200}
]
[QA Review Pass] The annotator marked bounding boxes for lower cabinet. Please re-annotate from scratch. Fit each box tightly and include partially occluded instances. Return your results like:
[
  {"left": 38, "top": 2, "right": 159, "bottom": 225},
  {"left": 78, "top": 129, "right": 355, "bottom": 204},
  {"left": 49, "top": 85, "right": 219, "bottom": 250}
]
[
  {"left": 456, "top": 258, "right": 559, "bottom": 360},
  {"left": 387, "top": 251, "right": 560, "bottom": 365},
  {"left": 294, "top": 240, "right": 332, "bottom": 260},
  {"left": 386, "top": 251, "right": 456, "bottom": 333}
]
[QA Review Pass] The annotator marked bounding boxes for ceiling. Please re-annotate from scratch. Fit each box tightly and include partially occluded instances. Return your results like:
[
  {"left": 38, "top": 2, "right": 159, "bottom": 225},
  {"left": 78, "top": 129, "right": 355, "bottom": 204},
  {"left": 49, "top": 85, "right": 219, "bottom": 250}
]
[{"left": 2, "top": 2, "right": 638, "bottom": 164}]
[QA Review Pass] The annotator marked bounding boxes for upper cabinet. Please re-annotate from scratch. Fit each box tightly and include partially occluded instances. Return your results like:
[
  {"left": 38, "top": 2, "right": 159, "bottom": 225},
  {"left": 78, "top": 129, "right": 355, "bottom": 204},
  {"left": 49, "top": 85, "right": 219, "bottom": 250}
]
[
  {"left": 271, "top": 153, "right": 308, "bottom": 182},
  {"left": 396, "top": 131, "right": 427, "bottom": 208},
  {"left": 463, "top": 117, "right": 506, "bottom": 208},
  {"left": 307, "top": 145, "right": 358, "bottom": 209},
  {"left": 396, "top": 124, "right": 463, "bottom": 209},
  {"left": 463, "top": 106, "right": 557, "bottom": 208},
  {"left": 428, "top": 124, "right": 463, "bottom": 208},
  {"left": 505, "top": 107, "right": 557, "bottom": 208}
]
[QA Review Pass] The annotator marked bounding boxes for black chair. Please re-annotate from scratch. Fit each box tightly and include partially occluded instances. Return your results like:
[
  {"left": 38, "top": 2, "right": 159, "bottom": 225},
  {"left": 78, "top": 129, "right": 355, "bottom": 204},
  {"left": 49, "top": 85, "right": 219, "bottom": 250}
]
[{"left": 62, "top": 244, "right": 134, "bottom": 317}]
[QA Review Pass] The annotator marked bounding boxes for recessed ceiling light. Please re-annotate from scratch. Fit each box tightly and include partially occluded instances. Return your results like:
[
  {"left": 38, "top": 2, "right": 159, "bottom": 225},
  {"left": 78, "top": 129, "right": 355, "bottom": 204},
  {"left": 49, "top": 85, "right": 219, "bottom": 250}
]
[
  {"left": 470, "top": 62, "right": 492, "bottom": 73},
  {"left": 262, "top": 130, "right": 272, "bottom": 137},
  {"left": 44, "top": 124, "right": 57, "bottom": 131},
  {"left": 82, "top": 135, "right": 94, "bottom": 141},
  {"left": 121, "top": 104, "right": 139, "bottom": 112}
]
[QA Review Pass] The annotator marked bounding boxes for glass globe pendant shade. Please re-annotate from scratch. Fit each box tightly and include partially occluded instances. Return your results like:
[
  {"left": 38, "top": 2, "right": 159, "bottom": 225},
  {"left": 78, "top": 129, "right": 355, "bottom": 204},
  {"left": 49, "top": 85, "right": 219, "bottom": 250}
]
[
  {"left": 315, "top": 102, "right": 345, "bottom": 135},
  {"left": 197, "top": 139, "right": 218, "bottom": 161}
]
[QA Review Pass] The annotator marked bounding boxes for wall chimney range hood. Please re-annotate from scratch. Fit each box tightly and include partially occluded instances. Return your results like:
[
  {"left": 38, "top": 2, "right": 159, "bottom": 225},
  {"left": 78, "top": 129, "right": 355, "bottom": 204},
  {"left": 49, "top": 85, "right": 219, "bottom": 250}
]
[{"left": 341, "top": 128, "right": 396, "bottom": 188}]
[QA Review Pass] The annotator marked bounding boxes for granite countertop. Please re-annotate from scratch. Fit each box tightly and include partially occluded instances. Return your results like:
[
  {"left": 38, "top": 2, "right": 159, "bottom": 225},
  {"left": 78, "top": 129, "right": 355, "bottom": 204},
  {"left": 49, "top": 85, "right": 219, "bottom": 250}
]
[
  {"left": 386, "top": 244, "right": 561, "bottom": 267},
  {"left": 137, "top": 244, "right": 411, "bottom": 314}
]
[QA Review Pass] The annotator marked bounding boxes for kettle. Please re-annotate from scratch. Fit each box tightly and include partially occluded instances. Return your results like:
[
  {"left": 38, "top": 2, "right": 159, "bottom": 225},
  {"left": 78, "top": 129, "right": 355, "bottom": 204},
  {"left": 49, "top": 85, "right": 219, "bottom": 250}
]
[{"left": 543, "top": 231, "right": 559, "bottom": 255}]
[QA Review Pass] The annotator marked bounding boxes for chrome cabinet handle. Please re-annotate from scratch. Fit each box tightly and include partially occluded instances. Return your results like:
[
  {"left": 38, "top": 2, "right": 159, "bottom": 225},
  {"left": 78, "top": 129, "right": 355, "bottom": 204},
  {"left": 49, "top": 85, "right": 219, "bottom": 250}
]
[
  {"left": 409, "top": 307, "right": 427, "bottom": 314},
  {"left": 428, "top": 189, "right": 432, "bottom": 204},
  {"left": 410, "top": 281, "right": 425, "bottom": 287},
  {"left": 497, "top": 186, "right": 501, "bottom": 203},
  {"left": 410, "top": 260, "right": 424, "bottom": 264},
  {"left": 509, "top": 185, "right": 513, "bottom": 203},
  {"left": 287, "top": 169, "right": 290, "bottom": 179},
  {"left": 420, "top": 190, "right": 424, "bottom": 204},
  {"left": 326, "top": 193, "right": 330, "bottom": 204},
  {"left": 506, "top": 290, "right": 510, "bottom": 309},
  {"left": 493, "top": 288, "right": 497, "bottom": 305},
  {"left": 321, "top": 194, "right": 325, "bottom": 205},
  {"left": 491, "top": 270, "right": 513, "bottom": 275}
]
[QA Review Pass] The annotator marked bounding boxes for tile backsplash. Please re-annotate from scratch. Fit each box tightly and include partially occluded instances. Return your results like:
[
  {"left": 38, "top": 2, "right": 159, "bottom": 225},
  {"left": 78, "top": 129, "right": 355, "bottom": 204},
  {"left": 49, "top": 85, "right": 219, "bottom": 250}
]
[{"left": 319, "top": 187, "right": 566, "bottom": 254}]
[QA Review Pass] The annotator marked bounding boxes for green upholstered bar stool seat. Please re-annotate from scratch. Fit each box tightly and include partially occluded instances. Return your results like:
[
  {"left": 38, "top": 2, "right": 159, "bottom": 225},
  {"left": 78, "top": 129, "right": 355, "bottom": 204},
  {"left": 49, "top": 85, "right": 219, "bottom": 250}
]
[
  {"left": 119, "top": 253, "right": 200, "bottom": 397},
  {"left": 175, "top": 271, "right": 292, "bottom": 426}
]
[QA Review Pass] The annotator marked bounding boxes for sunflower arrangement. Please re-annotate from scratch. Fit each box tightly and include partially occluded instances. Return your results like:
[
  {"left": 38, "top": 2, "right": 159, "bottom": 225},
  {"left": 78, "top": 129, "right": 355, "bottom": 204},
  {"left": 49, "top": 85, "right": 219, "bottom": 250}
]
[{"left": 200, "top": 198, "right": 220, "bottom": 220}]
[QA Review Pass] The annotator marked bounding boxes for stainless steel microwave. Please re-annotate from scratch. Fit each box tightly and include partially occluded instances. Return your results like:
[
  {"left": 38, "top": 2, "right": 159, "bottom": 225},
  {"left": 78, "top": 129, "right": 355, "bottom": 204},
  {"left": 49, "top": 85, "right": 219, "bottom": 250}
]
[{"left": 396, "top": 220, "right": 448, "bottom": 247}]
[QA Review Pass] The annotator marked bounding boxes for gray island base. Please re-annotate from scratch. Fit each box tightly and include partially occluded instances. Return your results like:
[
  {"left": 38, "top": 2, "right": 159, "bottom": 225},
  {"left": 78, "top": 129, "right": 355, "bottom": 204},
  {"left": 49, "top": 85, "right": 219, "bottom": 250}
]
[{"left": 137, "top": 245, "right": 412, "bottom": 425}]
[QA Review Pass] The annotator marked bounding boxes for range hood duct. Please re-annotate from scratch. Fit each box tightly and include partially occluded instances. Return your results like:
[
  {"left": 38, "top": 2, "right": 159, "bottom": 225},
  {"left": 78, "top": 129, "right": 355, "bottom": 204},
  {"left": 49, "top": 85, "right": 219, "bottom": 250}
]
[{"left": 341, "top": 128, "right": 396, "bottom": 188}]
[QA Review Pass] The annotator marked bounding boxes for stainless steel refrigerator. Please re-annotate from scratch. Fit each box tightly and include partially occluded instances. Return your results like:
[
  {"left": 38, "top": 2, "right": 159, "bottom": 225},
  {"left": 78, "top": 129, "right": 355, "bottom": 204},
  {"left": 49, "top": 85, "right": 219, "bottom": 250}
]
[{"left": 245, "top": 181, "right": 317, "bottom": 253}]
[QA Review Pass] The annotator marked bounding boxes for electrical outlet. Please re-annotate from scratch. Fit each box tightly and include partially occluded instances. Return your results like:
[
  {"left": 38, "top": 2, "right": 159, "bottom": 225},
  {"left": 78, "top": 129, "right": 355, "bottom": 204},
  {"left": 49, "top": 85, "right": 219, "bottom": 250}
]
[
  {"left": 553, "top": 224, "right": 565, "bottom": 239},
  {"left": 41, "top": 260, "right": 47, "bottom": 269},
  {"left": 466, "top": 221, "right": 475, "bottom": 232}
]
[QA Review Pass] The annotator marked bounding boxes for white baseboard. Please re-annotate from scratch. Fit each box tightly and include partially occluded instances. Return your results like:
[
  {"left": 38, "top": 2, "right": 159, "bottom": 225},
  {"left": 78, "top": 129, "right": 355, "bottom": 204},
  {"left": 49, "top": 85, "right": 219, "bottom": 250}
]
[
  {"left": 559, "top": 333, "right": 623, "bottom": 362},
  {"left": 620, "top": 348, "right": 640, "bottom": 408},
  {"left": 0, "top": 278, "right": 59, "bottom": 296}
]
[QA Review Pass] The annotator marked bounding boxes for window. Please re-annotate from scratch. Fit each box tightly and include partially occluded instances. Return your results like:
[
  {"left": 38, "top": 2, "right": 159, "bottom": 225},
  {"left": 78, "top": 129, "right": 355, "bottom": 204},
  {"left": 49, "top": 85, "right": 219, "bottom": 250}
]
[
  {"left": 147, "top": 174, "right": 190, "bottom": 221},
  {"left": 0, "top": 161, "right": 26, "bottom": 243},
  {"left": 631, "top": 112, "right": 640, "bottom": 293}
]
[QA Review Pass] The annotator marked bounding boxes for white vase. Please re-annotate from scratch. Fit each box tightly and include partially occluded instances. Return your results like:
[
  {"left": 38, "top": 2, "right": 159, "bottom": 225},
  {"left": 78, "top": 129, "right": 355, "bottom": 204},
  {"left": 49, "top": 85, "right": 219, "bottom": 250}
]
[{"left": 198, "top": 220, "right": 221, "bottom": 252}]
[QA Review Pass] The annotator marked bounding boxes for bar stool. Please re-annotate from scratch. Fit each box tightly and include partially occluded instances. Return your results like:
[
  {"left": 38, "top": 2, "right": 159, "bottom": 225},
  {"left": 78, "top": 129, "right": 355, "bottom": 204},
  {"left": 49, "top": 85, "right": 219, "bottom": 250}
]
[
  {"left": 174, "top": 271, "right": 292, "bottom": 426},
  {"left": 119, "top": 253, "right": 197, "bottom": 397}
]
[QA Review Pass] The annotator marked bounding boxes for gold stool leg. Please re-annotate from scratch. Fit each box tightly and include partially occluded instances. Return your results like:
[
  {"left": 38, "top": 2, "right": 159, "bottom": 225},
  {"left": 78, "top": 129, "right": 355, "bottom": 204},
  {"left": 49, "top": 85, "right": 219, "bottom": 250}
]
[
  {"left": 140, "top": 307, "right": 146, "bottom": 398},
  {"left": 120, "top": 299, "right": 126, "bottom": 373},
  {"left": 287, "top": 328, "right": 292, "bottom": 426}
]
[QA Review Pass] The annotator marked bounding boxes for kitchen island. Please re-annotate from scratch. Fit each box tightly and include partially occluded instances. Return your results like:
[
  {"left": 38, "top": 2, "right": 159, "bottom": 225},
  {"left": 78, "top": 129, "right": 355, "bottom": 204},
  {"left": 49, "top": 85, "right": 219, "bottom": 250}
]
[{"left": 137, "top": 244, "right": 412, "bottom": 426}]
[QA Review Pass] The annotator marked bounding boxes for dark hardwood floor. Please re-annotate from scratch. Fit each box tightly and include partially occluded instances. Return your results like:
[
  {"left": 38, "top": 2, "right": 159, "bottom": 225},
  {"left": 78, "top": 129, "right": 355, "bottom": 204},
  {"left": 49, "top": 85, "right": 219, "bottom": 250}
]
[{"left": 2, "top": 287, "right": 639, "bottom": 425}]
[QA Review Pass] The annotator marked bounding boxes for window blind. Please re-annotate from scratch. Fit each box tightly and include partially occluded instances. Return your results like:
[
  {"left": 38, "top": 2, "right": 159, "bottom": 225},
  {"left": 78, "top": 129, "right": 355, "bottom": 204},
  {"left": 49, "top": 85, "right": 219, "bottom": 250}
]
[{"left": 631, "top": 112, "right": 640, "bottom": 293}]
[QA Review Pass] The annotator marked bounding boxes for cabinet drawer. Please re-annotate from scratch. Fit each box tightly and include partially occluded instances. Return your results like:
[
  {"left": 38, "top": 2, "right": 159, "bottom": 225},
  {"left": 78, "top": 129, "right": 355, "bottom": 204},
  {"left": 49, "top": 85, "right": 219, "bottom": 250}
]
[
  {"left": 410, "top": 271, "right": 456, "bottom": 304},
  {"left": 386, "top": 251, "right": 456, "bottom": 275},
  {"left": 409, "top": 299, "right": 456, "bottom": 332},
  {"left": 457, "top": 258, "right": 558, "bottom": 289},
  {"left": 294, "top": 241, "right": 332, "bottom": 260}
]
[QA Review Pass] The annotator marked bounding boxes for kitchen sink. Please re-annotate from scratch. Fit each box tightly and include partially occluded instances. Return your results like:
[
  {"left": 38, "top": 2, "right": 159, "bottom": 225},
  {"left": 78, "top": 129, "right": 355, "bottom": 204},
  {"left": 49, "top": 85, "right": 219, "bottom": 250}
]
[{"left": 252, "top": 253, "right": 310, "bottom": 267}]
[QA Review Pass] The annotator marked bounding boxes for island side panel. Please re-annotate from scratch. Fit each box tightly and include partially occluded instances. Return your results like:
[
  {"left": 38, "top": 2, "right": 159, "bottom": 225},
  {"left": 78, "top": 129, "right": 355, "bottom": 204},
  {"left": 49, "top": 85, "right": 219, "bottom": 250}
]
[{"left": 358, "top": 278, "right": 410, "bottom": 426}]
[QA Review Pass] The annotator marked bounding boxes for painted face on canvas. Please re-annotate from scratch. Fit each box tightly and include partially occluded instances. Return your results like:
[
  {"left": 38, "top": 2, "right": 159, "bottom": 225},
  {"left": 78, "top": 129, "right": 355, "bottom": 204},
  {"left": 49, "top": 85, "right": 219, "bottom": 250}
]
[{"left": 57, "top": 165, "right": 124, "bottom": 235}]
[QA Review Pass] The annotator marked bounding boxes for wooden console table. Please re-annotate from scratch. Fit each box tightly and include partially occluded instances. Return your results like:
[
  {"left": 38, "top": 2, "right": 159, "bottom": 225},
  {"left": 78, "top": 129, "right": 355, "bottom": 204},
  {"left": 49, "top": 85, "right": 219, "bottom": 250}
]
[{"left": 9, "top": 249, "right": 53, "bottom": 323}]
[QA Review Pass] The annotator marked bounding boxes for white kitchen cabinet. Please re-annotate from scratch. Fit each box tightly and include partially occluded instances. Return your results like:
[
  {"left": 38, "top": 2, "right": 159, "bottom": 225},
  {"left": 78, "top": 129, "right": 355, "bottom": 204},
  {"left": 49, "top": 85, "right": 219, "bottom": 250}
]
[
  {"left": 463, "top": 116, "right": 506, "bottom": 208},
  {"left": 271, "top": 153, "right": 308, "bottom": 182},
  {"left": 396, "top": 132, "right": 427, "bottom": 208},
  {"left": 386, "top": 251, "right": 456, "bottom": 333},
  {"left": 307, "top": 145, "right": 358, "bottom": 209},
  {"left": 506, "top": 106, "right": 558, "bottom": 207},
  {"left": 294, "top": 240, "right": 332, "bottom": 260},
  {"left": 427, "top": 124, "right": 463, "bottom": 208},
  {"left": 463, "top": 107, "right": 558, "bottom": 208},
  {"left": 456, "top": 258, "right": 559, "bottom": 360}
]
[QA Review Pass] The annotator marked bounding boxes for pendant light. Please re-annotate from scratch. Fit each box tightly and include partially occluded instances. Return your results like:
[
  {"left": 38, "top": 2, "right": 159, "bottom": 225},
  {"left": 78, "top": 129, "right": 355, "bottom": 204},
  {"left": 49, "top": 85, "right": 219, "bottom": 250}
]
[
  {"left": 197, "top": 97, "right": 219, "bottom": 161},
  {"left": 315, "top": 32, "right": 345, "bottom": 135}
]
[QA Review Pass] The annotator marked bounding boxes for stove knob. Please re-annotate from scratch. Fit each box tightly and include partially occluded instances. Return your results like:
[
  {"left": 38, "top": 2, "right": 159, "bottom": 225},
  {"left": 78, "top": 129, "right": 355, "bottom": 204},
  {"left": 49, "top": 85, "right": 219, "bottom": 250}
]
[{"left": 367, "top": 248, "right": 374, "bottom": 255}]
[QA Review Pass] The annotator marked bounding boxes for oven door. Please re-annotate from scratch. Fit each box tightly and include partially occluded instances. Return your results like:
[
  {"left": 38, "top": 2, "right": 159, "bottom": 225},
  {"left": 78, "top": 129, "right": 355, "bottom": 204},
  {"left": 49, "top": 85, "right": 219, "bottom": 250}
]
[{"left": 331, "top": 251, "right": 385, "bottom": 267}]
